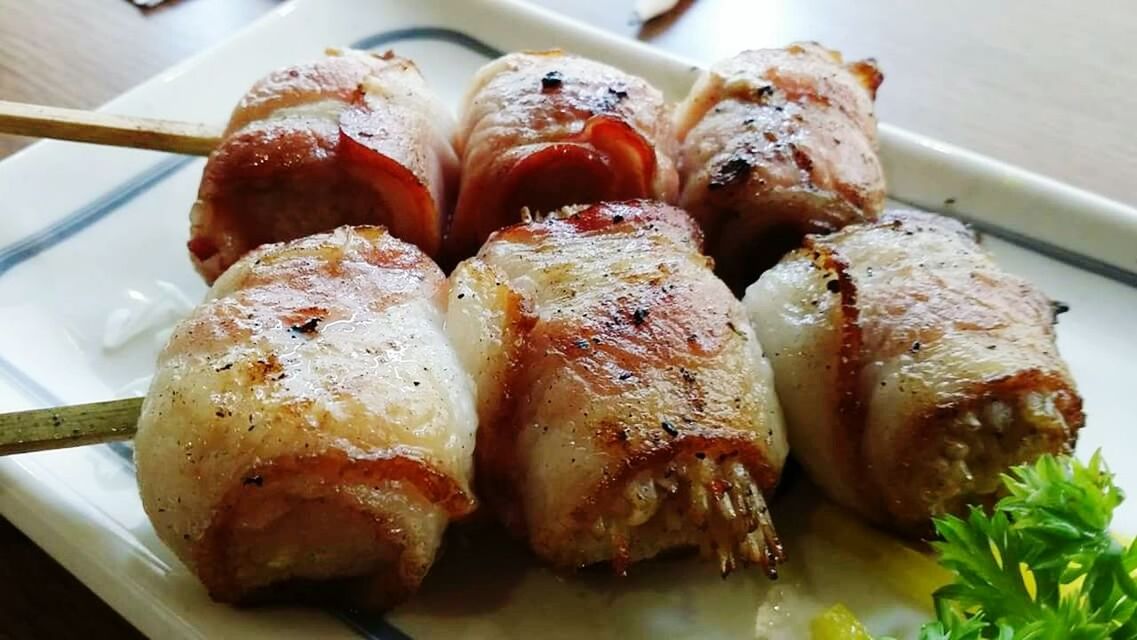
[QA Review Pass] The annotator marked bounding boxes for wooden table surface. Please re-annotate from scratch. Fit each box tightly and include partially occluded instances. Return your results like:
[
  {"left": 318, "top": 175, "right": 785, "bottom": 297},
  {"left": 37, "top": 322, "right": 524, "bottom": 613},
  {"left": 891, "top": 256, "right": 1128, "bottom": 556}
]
[{"left": 0, "top": 0, "right": 1132, "bottom": 636}]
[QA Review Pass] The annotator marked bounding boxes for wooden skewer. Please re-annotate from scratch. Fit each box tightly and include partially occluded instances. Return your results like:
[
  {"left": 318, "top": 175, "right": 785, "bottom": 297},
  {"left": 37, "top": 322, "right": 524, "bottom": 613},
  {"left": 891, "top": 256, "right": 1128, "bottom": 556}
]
[
  {"left": 0, "top": 397, "right": 141, "bottom": 456},
  {"left": 0, "top": 100, "right": 222, "bottom": 156}
]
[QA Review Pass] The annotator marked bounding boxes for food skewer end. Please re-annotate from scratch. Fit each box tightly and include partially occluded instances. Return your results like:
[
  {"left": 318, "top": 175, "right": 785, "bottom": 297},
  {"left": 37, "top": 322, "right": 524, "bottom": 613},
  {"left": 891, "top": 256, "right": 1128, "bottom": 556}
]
[{"left": 0, "top": 99, "right": 222, "bottom": 156}]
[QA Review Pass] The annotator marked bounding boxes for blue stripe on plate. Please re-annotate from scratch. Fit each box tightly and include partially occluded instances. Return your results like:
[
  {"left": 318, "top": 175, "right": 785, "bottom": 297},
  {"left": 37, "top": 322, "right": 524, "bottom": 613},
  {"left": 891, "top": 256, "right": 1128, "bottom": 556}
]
[
  {"left": 0, "top": 353, "right": 62, "bottom": 406},
  {"left": 947, "top": 210, "right": 1137, "bottom": 289},
  {"left": 0, "top": 26, "right": 506, "bottom": 640},
  {"left": 351, "top": 27, "right": 504, "bottom": 58},
  {"left": 333, "top": 608, "right": 415, "bottom": 640},
  {"left": 0, "top": 156, "right": 194, "bottom": 277}
]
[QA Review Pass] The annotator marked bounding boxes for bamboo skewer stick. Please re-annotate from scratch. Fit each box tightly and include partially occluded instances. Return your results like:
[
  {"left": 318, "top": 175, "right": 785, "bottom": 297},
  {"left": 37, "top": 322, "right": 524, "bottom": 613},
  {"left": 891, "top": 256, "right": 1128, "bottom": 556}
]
[
  {"left": 0, "top": 100, "right": 222, "bottom": 156},
  {"left": 0, "top": 101, "right": 217, "bottom": 454},
  {"left": 0, "top": 397, "right": 142, "bottom": 456}
]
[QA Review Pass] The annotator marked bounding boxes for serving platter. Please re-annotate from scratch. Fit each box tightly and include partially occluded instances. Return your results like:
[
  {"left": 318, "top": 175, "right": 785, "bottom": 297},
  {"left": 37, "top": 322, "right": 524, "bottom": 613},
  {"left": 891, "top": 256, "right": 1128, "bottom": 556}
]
[{"left": 0, "top": 0, "right": 1134, "bottom": 637}]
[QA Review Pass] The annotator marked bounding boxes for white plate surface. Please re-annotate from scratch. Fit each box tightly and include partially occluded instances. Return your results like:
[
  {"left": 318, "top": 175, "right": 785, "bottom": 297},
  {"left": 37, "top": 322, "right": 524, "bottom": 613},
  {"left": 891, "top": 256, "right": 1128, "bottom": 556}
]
[{"left": 1, "top": 1, "right": 1135, "bottom": 637}]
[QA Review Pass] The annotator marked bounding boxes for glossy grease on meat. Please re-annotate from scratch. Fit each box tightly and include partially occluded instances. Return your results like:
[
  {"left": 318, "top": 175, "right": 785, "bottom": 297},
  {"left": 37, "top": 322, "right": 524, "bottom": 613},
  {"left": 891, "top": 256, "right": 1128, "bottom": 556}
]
[
  {"left": 136, "top": 226, "right": 477, "bottom": 608},
  {"left": 675, "top": 43, "right": 884, "bottom": 290},
  {"left": 449, "top": 201, "right": 787, "bottom": 576},
  {"left": 189, "top": 49, "right": 458, "bottom": 282},
  {"left": 447, "top": 51, "right": 679, "bottom": 263},
  {"left": 744, "top": 211, "right": 1083, "bottom": 534}
]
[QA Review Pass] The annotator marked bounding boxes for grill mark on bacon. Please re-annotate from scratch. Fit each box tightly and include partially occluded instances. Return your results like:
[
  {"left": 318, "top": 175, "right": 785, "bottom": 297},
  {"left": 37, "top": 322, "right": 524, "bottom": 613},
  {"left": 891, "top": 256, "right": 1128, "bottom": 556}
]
[
  {"left": 806, "top": 235, "right": 876, "bottom": 511},
  {"left": 447, "top": 52, "right": 678, "bottom": 262},
  {"left": 469, "top": 202, "right": 786, "bottom": 570}
]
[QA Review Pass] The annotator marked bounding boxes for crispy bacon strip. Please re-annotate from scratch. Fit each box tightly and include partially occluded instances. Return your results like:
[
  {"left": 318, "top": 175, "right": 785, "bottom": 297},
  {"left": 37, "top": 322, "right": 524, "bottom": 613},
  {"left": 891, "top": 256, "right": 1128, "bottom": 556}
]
[
  {"left": 448, "top": 200, "right": 788, "bottom": 576},
  {"left": 743, "top": 211, "right": 1084, "bottom": 534},
  {"left": 136, "top": 226, "right": 477, "bottom": 608},
  {"left": 446, "top": 50, "right": 679, "bottom": 263},
  {"left": 674, "top": 43, "right": 885, "bottom": 290},
  {"left": 189, "top": 49, "right": 458, "bottom": 282}
]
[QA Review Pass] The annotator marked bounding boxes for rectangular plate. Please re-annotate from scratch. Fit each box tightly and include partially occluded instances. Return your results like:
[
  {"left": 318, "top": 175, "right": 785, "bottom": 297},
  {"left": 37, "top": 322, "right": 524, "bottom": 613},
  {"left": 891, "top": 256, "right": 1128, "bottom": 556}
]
[{"left": 1, "top": 0, "right": 1134, "bottom": 637}]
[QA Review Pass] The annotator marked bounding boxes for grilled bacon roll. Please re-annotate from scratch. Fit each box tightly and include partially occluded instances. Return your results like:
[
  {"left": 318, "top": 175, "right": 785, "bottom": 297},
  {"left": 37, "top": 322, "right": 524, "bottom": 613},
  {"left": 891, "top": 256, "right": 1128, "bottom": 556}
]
[
  {"left": 136, "top": 226, "right": 477, "bottom": 608},
  {"left": 446, "top": 51, "right": 679, "bottom": 262},
  {"left": 448, "top": 201, "right": 788, "bottom": 576},
  {"left": 674, "top": 43, "right": 885, "bottom": 290},
  {"left": 743, "top": 211, "right": 1083, "bottom": 534},
  {"left": 189, "top": 49, "right": 458, "bottom": 282}
]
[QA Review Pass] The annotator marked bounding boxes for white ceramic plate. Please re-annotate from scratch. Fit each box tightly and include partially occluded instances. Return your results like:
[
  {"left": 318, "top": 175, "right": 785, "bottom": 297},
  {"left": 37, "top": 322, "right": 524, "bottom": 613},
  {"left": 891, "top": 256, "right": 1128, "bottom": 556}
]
[{"left": 1, "top": 0, "right": 1135, "bottom": 637}]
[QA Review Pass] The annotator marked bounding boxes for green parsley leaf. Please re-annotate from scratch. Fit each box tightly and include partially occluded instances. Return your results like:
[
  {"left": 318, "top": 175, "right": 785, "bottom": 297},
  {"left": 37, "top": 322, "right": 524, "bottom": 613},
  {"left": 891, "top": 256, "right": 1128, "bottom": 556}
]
[{"left": 918, "top": 452, "right": 1137, "bottom": 639}]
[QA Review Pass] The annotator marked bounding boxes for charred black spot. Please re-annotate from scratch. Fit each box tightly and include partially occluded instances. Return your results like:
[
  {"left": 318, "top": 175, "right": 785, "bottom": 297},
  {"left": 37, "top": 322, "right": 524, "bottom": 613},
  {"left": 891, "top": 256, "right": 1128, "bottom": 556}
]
[
  {"left": 826, "top": 279, "right": 841, "bottom": 294},
  {"left": 618, "top": 371, "right": 633, "bottom": 381},
  {"left": 661, "top": 421, "right": 679, "bottom": 437},
  {"left": 607, "top": 86, "right": 629, "bottom": 100},
  {"left": 632, "top": 308, "right": 650, "bottom": 326},
  {"left": 540, "top": 71, "right": 563, "bottom": 91},
  {"left": 709, "top": 158, "right": 752, "bottom": 191},
  {"left": 753, "top": 85, "right": 774, "bottom": 101},
  {"left": 243, "top": 475, "right": 264, "bottom": 487},
  {"left": 1050, "top": 300, "right": 1070, "bottom": 324},
  {"left": 291, "top": 317, "right": 321, "bottom": 335},
  {"left": 612, "top": 214, "right": 625, "bottom": 224},
  {"left": 215, "top": 363, "right": 233, "bottom": 372}
]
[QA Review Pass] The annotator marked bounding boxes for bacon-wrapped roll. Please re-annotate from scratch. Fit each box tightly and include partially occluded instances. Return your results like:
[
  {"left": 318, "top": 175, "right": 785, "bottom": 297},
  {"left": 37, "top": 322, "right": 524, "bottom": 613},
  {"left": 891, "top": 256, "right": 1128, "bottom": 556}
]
[
  {"left": 743, "top": 211, "right": 1083, "bottom": 534},
  {"left": 189, "top": 49, "right": 458, "bottom": 282},
  {"left": 446, "top": 51, "right": 679, "bottom": 262},
  {"left": 674, "top": 43, "right": 885, "bottom": 290},
  {"left": 135, "top": 226, "right": 477, "bottom": 608},
  {"left": 448, "top": 201, "right": 788, "bottom": 576}
]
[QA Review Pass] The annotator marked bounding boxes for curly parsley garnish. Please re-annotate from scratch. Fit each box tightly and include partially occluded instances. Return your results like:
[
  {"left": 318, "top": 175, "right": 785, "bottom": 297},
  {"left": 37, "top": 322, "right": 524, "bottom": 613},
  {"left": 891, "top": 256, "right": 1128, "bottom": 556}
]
[{"left": 919, "top": 452, "right": 1137, "bottom": 639}]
